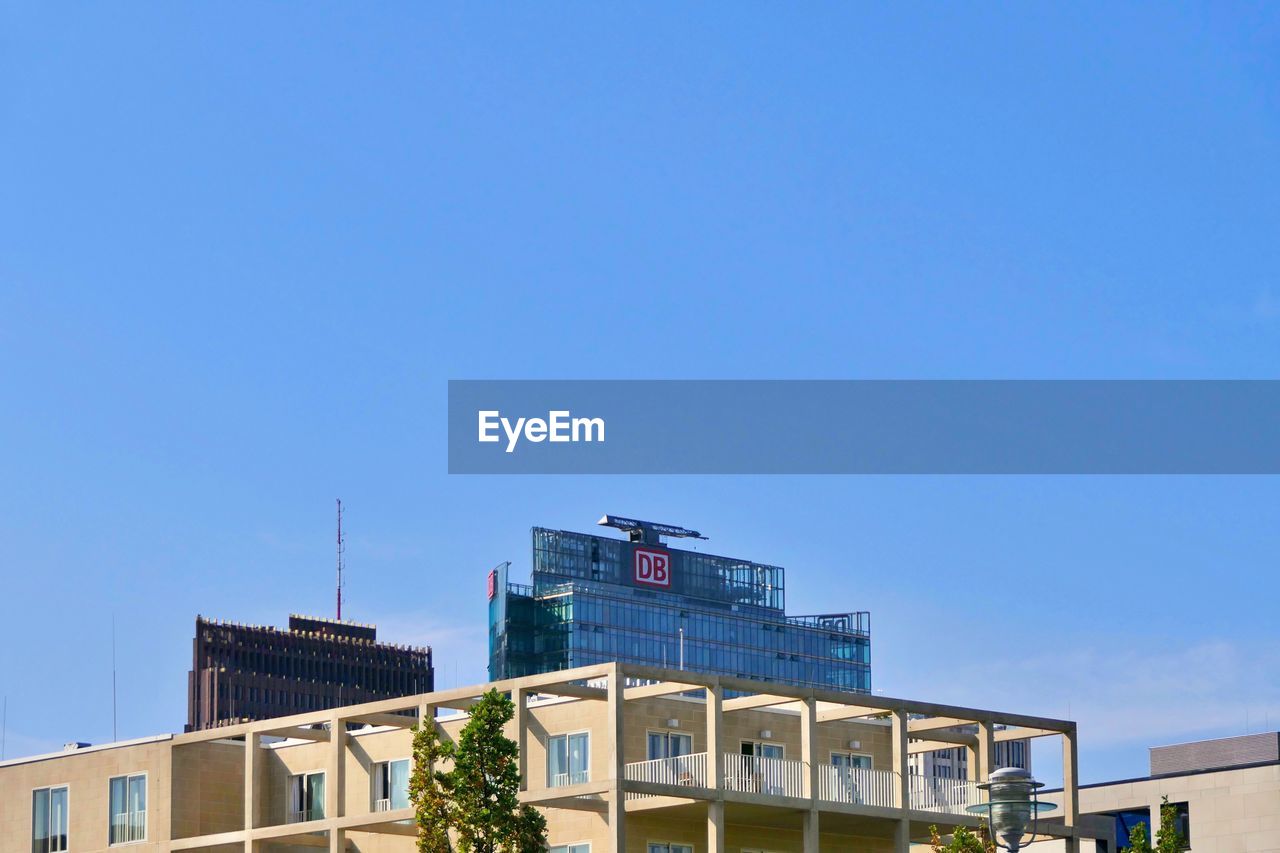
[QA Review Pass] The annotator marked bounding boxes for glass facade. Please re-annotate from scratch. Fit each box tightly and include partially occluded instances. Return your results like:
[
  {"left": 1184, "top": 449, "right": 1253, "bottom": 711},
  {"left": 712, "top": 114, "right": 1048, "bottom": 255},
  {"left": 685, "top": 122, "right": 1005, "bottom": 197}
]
[{"left": 489, "top": 528, "right": 871, "bottom": 693}]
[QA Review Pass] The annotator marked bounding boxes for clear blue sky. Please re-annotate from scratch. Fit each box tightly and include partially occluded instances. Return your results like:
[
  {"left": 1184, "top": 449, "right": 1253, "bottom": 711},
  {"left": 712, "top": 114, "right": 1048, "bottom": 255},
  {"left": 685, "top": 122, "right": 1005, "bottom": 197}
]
[{"left": 2, "top": 4, "right": 1279, "bottom": 785}]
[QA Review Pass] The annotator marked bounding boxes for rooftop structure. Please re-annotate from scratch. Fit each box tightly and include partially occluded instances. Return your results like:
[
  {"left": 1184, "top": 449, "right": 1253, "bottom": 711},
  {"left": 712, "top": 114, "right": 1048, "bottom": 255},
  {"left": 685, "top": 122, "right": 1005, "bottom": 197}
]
[
  {"left": 186, "top": 613, "right": 433, "bottom": 732},
  {"left": 489, "top": 518, "right": 871, "bottom": 693}
]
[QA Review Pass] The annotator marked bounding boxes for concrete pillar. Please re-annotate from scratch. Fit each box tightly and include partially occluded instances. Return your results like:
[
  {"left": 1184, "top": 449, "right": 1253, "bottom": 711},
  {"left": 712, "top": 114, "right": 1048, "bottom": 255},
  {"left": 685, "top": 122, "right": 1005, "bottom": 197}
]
[
  {"left": 803, "top": 809, "right": 820, "bottom": 853},
  {"left": 329, "top": 827, "right": 345, "bottom": 853},
  {"left": 965, "top": 743, "right": 980, "bottom": 783},
  {"left": 1062, "top": 727, "right": 1080, "bottom": 853},
  {"left": 513, "top": 688, "right": 528, "bottom": 790},
  {"left": 418, "top": 702, "right": 436, "bottom": 767},
  {"left": 800, "top": 698, "right": 818, "bottom": 799},
  {"left": 244, "top": 731, "right": 258, "bottom": 851},
  {"left": 975, "top": 721, "right": 995, "bottom": 783},
  {"left": 894, "top": 818, "right": 911, "bottom": 853},
  {"left": 890, "top": 709, "right": 909, "bottom": 810},
  {"left": 707, "top": 800, "right": 725, "bottom": 853},
  {"left": 328, "top": 714, "right": 344, "bottom": 821},
  {"left": 707, "top": 683, "right": 724, "bottom": 789},
  {"left": 607, "top": 665, "right": 626, "bottom": 851}
]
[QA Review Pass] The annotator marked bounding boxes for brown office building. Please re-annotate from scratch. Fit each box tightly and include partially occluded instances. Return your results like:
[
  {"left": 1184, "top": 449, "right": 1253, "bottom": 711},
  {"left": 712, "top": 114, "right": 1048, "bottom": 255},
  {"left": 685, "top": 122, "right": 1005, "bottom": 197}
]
[{"left": 186, "top": 614, "right": 433, "bottom": 732}]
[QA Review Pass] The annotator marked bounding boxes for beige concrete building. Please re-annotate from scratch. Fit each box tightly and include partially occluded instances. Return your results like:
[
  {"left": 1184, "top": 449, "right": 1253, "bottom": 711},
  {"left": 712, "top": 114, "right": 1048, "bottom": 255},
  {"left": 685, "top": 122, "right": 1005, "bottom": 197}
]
[
  {"left": 1037, "top": 732, "right": 1280, "bottom": 853},
  {"left": 2, "top": 663, "right": 1102, "bottom": 852}
]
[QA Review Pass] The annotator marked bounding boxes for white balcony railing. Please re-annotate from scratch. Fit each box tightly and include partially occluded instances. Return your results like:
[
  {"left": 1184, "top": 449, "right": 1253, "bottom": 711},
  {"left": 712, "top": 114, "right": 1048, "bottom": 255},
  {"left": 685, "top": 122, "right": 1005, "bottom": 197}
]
[
  {"left": 287, "top": 808, "right": 323, "bottom": 824},
  {"left": 722, "top": 752, "right": 806, "bottom": 798},
  {"left": 109, "top": 812, "right": 146, "bottom": 843},
  {"left": 550, "top": 770, "right": 591, "bottom": 788},
  {"left": 374, "top": 798, "right": 391, "bottom": 812},
  {"left": 909, "top": 775, "right": 982, "bottom": 814},
  {"left": 817, "top": 765, "right": 897, "bottom": 808},
  {"left": 619, "top": 752, "right": 983, "bottom": 815},
  {"left": 624, "top": 752, "right": 709, "bottom": 789}
]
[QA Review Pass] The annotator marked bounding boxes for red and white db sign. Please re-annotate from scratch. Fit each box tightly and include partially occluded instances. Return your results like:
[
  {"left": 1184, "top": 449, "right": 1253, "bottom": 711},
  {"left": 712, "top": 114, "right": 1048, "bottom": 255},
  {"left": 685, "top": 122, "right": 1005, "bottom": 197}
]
[{"left": 633, "top": 547, "right": 671, "bottom": 588}]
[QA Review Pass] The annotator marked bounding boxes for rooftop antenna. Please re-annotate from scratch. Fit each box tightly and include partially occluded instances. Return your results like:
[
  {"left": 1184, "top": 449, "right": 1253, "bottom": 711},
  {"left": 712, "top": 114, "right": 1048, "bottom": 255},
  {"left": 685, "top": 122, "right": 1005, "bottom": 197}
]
[{"left": 336, "top": 499, "right": 345, "bottom": 621}]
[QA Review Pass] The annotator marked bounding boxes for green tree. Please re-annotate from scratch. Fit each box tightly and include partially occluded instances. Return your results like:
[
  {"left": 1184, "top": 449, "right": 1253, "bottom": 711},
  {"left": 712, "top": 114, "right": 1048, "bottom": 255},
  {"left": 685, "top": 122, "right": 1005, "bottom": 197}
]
[
  {"left": 1153, "top": 796, "right": 1188, "bottom": 853},
  {"left": 929, "top": 823, "right": 996, "bottom": 852},
  {"left": 449, "top": 689, "right": 547, "bottom": 853},
  {"left": 409, "top": 716, "right": 455, "bottom": 853},
  {"left": 509, "top": 804, "right": 549, "bottom": 853},
  {"left": 1123, "top": 820, "right": 1152, "bottom": 853}
]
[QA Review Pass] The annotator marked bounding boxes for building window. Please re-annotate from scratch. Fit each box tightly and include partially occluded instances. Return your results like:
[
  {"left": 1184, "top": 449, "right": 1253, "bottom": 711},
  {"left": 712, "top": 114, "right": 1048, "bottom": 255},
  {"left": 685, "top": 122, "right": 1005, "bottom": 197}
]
[
  {"left": 287, "top": 771, "right": 325, "bottom": 823},
  {"left": 32, "top": 786, "right": 69, "bottom": 853},
  {"left": 1168, "top": 801, "right": 1190, "bottom": 847},
  {"left": 371, "top": 759, "right": 410, "bottom": 811},
  {"left": 647, "top": 730, "right": 692, "bottom": 760},
  {"left": 830, "top": 751, "right": 872, "bottom": 770},
  {"left": 648, "top": 845, "right": 693, "bottom": 853},
  {"left": 550, "top": 844, "right": 591, "bottom": 853},
  {"left": 1109, "top": 808, "right": 1151, "bottom": 850},
  {"left": 740, "top": 740, "right": 784, "bottom": 759},
  {"left": 108, "top": 773, "right": 147, "bottom": 844},
  {"left": 548, "top": 732, "right": 590, "bottom": 787}
]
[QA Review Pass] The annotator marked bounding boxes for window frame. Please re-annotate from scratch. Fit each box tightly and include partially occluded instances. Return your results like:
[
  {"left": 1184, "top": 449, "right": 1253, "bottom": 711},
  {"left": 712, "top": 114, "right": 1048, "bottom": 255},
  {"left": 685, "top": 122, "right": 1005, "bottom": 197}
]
[
  {"left": 1167, "top": 800, "right": 1191, "bottom": 849},
  {"left": 107, "top": 771, "right": 148, "bottom": 846},
  {"left": 31, "top": 783, "right": 71, "bottom": 853},
  {"left": 647, "top": 843, "right": 694, "bottom": 853},
  {"left": 370, "top": 756, "right": 412, "bottom": 811},
  {"left": 646, "top": 729, "right": 694, "bottom": 761},
  {"left": 285, "top": 770, "right": 327, "bottom": 823},
  {"left": 829, "top": 750, "right": 873, "bottom": 770},
  {"left": 739, "top": 739, "right": 785, "bottom": 758},
  {"left": 549, "top": 843, "right": 591, "bottom": 853},
  {"left": 547, "top": 729, "right": 592, "bottom": 787}
]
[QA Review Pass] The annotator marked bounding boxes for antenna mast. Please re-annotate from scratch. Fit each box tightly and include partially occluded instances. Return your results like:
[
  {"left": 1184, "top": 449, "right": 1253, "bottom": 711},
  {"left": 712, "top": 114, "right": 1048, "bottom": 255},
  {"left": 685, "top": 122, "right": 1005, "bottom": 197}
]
[{"left": 336, "top": 499, "right": 345, "bottom": 621}]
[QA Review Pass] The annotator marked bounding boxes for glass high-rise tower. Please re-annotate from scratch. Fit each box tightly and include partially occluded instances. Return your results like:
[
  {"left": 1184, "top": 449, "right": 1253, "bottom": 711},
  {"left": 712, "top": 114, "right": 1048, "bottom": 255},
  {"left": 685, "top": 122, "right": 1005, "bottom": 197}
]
[{"left": 487, "top": 516, "right": 871, "bottom": 693}]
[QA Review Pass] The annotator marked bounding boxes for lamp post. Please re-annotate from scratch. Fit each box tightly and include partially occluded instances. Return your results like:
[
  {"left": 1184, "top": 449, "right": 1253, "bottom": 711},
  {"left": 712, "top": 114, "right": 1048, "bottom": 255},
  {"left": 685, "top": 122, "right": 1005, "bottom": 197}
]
[{"left": 965, "top": 767, "right": 1056, "bottom": 851}]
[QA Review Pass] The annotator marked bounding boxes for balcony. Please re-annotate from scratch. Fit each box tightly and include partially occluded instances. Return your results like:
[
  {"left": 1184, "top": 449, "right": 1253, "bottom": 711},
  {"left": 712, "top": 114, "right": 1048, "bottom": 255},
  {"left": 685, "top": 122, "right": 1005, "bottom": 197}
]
[
  {"left": 109, "top": 812, "right": 146, "bottom": 843},
  {"left": 908, "top": 774, "right": 981, "bottom": 814},
  {"left": 549, "top": 770, "right": 591, "bottom": 788},
  {"left": 620, "top": 753, "right": 980, "bottom": 816},
  {"left": 723, "top": 753, "right": 807, "bottom": 798},
  {"left": 624, "top": 753, "right": 708, "bottom": 789},
  {"left": 818, "top": 765, "right": 895, "bottom": 808}
]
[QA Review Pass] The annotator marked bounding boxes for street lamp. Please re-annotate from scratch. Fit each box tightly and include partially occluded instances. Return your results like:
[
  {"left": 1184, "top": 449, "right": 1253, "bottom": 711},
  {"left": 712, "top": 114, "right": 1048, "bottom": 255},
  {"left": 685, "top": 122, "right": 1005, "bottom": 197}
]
[{"left": 965, "top": 767, "right": 1056, "bottom": 851}]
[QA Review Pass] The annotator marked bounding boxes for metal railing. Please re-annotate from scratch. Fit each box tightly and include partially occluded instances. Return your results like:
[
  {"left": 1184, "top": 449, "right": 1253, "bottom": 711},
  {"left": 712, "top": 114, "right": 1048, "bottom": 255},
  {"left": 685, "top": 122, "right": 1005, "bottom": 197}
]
[
  {"left": 817, "top": 765, "right": 896, "bottom": 808},
  {"left": 287, "top": 808, "right": 323, "bottom": 824},
  {"left": 624, "top": 752, "right": 709, "bottom": 789},
  {"left": 618, "top": 753, "right": 982, "bottom": 815},
  {"left": 374, "top": 798, "right": 391, "bottom": 812},
  {"left": 549, "top": 770, "right": 591, "bottom": 788},
  {"left": 909, "top": 775, "right": 982, "bottom": 814},
  {"left": 109, "top": 812, "right": 146, "bottom": 843},
  {"left": 722, "top": 752, "right": 806, "bottom": 798}
]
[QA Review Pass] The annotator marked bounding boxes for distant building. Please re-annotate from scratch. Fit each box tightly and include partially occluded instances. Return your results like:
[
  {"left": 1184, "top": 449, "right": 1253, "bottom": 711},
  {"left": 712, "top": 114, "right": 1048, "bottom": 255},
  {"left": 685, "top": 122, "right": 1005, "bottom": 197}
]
[
  {"left": 1039, "top": 731, "right": 1280, "bottom": 852},
  {"left": 488, "top": 515, "right": 871, "bottom": 693},
  {"left": 909, "top": 726, "right": 1031, "bottom": 779},
  {"left": 186, "top": 614, "right": 433, "bottom": 731}
]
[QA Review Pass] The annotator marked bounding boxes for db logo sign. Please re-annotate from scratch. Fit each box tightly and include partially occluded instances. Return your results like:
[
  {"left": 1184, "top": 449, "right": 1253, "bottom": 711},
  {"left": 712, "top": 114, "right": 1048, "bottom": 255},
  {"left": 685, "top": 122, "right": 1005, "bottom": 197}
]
[{"left": 634, "top": 548, "right": 671, "bottom": 588}]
